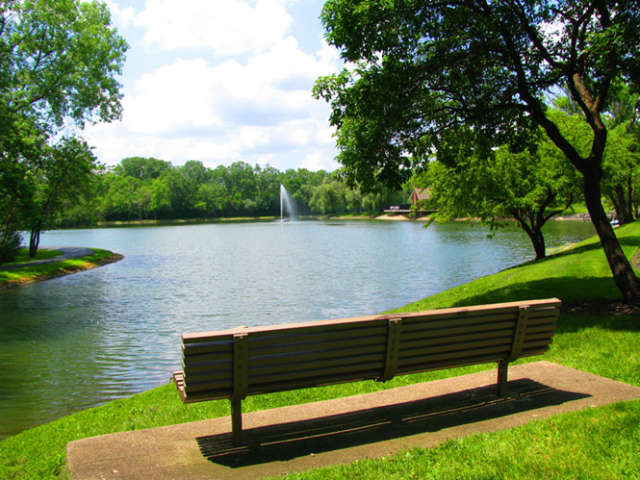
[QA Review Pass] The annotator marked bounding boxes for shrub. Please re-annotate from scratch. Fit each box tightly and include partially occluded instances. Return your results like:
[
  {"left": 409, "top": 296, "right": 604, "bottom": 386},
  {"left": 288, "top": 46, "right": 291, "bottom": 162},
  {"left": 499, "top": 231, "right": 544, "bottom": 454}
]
[{"left": 0, "top": 230, "right": 23, "bottom": 264}]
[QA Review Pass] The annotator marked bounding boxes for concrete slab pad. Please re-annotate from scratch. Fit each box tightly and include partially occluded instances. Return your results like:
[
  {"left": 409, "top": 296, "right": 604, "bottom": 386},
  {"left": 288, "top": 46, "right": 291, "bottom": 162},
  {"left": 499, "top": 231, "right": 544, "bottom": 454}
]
[{"left": 66, "top": 362, "right": 640, "bottom": 480}]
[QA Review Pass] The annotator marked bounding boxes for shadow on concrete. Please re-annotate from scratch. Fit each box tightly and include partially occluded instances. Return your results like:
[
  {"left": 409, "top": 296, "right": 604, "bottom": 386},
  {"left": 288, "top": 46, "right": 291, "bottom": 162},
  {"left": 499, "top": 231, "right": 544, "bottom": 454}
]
[{"left": 197, "top": 379, "right": 589, "bottom": 468}]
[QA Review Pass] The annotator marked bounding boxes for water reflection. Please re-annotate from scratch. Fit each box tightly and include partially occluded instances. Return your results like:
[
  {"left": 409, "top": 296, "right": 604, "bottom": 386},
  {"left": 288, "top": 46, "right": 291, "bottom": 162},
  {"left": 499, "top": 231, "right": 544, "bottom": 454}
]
[{"left": 0, "top": 220, "right": 595, "bottom": 438}]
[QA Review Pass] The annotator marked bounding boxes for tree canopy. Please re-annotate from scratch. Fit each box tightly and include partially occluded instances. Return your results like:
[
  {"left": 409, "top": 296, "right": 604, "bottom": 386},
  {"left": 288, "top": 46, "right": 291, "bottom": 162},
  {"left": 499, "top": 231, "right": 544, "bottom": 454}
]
[
  {"left": 91, "top": 159, "right": 408, "bottom": 223},
  {"left": 424, "top": 117, "right": 581, "bottom": 260},
  {"left": 315, "top": 0, "right": 640, "bottom": 302}
]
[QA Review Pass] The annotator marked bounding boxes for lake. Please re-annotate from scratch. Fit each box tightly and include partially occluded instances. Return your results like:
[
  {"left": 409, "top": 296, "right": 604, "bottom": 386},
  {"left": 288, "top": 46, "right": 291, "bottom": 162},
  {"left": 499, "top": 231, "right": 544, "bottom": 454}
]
[{"left": 0, "top": 219, "right": 595, "bottom": 439}]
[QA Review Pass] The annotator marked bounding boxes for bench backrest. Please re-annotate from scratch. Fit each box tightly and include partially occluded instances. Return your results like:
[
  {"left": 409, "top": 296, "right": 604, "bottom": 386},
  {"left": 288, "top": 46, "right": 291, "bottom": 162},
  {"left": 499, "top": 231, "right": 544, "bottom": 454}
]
[{"left": 177, "top": 298, "right": 560, "bottom": 404}]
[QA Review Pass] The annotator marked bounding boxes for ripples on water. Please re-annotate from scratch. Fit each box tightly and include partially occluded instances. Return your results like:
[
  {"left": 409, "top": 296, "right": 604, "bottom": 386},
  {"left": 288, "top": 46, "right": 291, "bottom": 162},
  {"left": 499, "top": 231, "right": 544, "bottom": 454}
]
[{"left": 0, "top": 220, "right": 595, "bottom": 438}]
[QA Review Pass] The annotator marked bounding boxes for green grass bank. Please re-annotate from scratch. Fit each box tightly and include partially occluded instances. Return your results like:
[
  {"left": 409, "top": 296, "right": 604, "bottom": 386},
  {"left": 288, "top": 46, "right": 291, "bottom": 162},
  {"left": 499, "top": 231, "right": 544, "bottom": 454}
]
[
  {"left": 0, "top": 248, "right": 122, "bottom": 289},
  {"left": 1, "top": 223, "right": 639, "bottom": 479}
]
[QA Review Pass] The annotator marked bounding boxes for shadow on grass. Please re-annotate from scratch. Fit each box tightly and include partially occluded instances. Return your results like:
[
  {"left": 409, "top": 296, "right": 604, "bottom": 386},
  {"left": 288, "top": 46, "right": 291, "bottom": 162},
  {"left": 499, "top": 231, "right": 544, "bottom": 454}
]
[
  {"left": 542, "top": 234, "right": 640, "bottom": 260},
  {"left": 407, "top": 276, "right": 640, "bottom": 334},
  {"left": 430, "top": 277, "right": 622, "bottom": 310},
  {"left": 197, "top": 379, "right": 588, "bottom": 468},
  {"left": 556, "top": 313, "right": 640, "bottom": 334},
  {"left": 498, "top": 232, "right": 640, "bottom": 273}
]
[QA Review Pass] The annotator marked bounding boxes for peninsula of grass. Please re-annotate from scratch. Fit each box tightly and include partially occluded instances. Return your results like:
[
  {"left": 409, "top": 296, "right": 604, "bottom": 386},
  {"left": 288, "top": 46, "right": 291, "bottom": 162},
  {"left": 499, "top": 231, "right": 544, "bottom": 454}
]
[
  {"left": 1, "top": 223, "right": 639, "bottom": 479},
  {"left": 2, "top": 248, "right": 63, "bottom": 265},
  {"left": 0, "top": 248, "right": 123, "bottom": 289}
]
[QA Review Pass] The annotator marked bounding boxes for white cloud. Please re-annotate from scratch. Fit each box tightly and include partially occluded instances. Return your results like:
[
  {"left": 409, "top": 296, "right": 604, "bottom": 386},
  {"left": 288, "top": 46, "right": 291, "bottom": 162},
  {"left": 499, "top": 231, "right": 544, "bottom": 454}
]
[
  {"left": 135, "top": 0, "right": 293, "bottom": 55},
  {"left": 105, "top": 35, "right": 341, "bottom": 135},
  {"left": 83, "top": 0, "right": 344, "bottom": 171},
  {"left": 300, "top": 150, "right": 340, "bottom": 171},
  {"left": 86, "top": 0, "right": 135, "bottom": 27}
]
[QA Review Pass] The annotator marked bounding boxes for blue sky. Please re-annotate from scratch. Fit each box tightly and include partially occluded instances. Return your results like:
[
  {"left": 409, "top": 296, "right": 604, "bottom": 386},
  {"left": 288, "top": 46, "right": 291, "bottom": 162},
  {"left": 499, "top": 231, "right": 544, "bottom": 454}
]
[{"left": 83, "top": 0, "right": 343, "bottom": 172}]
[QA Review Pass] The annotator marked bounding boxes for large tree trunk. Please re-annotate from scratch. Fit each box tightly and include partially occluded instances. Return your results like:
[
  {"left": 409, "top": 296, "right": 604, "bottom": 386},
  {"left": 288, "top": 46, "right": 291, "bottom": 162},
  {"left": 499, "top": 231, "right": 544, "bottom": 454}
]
[{"left": 584, "top": 173, "right": 640, "bottom": 303}]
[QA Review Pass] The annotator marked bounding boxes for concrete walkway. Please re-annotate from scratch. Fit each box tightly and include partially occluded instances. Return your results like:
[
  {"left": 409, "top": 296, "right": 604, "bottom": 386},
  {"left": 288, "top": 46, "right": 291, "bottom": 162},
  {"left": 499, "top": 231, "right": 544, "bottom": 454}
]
[
  {"left": 66, "top": 361, "right": 640, "bottom": 480},
  {"left": 0, "top": 246, "right": 95, "bottom": 271}
]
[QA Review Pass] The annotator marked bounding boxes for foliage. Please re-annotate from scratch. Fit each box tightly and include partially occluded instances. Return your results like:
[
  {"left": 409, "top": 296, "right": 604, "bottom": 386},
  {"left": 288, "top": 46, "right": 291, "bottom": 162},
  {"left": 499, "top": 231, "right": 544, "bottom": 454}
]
[
  {"left": 314, "top": 0, "right": 640, "bottom": 302},
  {"left": 24, "top": 138, "right": 99, "bottom": 257},
  {"left": 87, "top": 158, "right": 408, "bottom": 223},
  {"left": 0, "top": 230, "right": 21, "bottom": 264},
  {"left": 424, "top": 114, "right": 583, "bottom": 260},
  {"left": 601, "top": 84, "right": 640, "bottom": 223},
  {"left": 0, "top": 0, "right": 128, "bottom": 256},
  {"left": 2, "top": 222, "right": 640, "bottom": 479}
]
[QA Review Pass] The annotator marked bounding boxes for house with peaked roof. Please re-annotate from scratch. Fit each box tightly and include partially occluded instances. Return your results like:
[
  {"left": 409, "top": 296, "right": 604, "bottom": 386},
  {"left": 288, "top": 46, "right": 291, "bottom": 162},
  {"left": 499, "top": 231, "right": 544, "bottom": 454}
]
[
  {"left": 383, "top": 187, "right": 433, "bottom": 216},
  {"left": 409, "top": 188, "right": 430, "bottom": 205}
]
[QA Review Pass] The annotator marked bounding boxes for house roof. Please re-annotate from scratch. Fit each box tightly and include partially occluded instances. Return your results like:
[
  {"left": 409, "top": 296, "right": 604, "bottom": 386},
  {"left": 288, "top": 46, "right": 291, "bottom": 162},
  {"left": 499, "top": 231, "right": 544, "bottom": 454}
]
[{"left": 410, "top": 188, "right": 430, "bottom": 202}]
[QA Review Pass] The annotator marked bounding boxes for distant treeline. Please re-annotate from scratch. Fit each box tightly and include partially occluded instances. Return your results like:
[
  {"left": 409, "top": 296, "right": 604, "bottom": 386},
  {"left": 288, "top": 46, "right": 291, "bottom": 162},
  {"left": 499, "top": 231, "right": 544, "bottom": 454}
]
[{"left": 61, "top": 157, "right": 410, "bottom": 226}]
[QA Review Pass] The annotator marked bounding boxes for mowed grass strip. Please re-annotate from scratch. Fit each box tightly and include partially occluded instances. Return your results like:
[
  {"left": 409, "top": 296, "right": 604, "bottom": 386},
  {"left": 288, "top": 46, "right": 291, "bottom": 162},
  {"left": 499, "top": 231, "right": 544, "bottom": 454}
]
[
  {"left": 0, "top": 248, "right": 120, "bottom": 287},
  {"left": 1, "top": 248, "right": 63, "bottom": 266},
  {"left": 1, "top": 222, "right": 639, "bottom": 479}
]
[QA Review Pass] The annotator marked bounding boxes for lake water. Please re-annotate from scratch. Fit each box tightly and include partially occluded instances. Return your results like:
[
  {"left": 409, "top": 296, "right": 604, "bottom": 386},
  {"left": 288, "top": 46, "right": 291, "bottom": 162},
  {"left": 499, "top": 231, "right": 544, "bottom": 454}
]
[{"left": 0, "top": 219, "right": 595, "bottom": 439}]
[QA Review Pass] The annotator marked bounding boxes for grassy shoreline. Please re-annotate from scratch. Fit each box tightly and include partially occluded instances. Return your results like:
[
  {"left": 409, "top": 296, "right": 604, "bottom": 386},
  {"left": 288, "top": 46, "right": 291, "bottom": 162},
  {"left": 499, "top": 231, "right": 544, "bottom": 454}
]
[
  {"left": 1, "top": 222, "right": 639, "bottom": 479},
  {"left": 76, "top": 212, "right": 596, "bottom": 230},
  {"left": 0, "top": 249, "right": 123, "bottom": 289}
]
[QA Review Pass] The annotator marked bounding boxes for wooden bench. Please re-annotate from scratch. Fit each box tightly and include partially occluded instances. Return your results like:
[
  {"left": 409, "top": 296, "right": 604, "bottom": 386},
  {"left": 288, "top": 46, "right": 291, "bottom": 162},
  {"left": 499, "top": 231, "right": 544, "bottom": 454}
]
[{"left": 174, "top": 298, "right": 561, "bottom": 445}]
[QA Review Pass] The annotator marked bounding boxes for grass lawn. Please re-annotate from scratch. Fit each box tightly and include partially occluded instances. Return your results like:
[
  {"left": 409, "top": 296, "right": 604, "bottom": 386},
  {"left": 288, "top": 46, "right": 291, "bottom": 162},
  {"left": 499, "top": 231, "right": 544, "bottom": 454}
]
[
  {"left": 0, "top": 248, "right": 120, "bottom": 288},
  {"left": 1, "top": 223, "right": 639, "bottom": 479},
  {"left": 1, "top": 248, "right": 63, "bottom": 266}
]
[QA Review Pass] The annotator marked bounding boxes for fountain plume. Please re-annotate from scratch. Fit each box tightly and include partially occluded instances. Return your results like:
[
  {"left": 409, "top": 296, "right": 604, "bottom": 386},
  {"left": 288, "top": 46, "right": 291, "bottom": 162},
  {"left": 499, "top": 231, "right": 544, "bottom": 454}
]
[{"left": 280, "top": 184, "right": 297, "bottom": 222}]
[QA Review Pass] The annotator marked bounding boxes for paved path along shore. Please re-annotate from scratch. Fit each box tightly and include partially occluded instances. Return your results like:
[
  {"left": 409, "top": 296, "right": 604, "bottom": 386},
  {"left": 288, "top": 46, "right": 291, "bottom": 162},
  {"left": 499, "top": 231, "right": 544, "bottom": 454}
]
[{"left": 0, "top": 247, "right": 95, "bottom": 271}]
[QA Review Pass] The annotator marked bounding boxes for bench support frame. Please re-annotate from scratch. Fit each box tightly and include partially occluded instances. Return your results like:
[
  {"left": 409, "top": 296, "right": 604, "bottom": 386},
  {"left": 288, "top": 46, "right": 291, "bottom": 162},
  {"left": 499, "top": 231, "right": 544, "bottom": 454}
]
[
  {"left": 497, "top": 306, "right": 530, "bottom": 396},
  {"left": 232, "top": 333, "right": 249, "bottom": 446}
]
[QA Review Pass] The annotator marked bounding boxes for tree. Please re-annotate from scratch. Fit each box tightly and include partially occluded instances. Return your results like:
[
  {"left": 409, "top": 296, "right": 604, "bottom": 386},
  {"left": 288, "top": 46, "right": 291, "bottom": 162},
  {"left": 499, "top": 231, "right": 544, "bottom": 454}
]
[
  {"left": 309, "top": 177, "right": 343, "bottom": 214},
  {"left": 601, "top": 84, "right": 640, "bottom": 223},
  {"left": 0, "top": 0, "right": 128, "bottom": 255},
  {"left": 602, "top": 122, "right": 640, "bottom": 223},
  {"left": 101, "top": 174, "right": 140, "bottom": 220},
  {"left": 425, "top": 125, "right": 581, "bottom": 260},
  {"left": 315, "top": 0, "right": 640, "bottom": 302},
  {"left": 0, "top": 111, "right": 45, "bottom": 260},
  {"left": 24, "top": 138, "right": 99, "bottom": 256},
  {"left": 116, "top": 157, "right": 171, "bottom": 181},
  {"left": 255, "top": 164, "right": 281, "bottom": 214}
]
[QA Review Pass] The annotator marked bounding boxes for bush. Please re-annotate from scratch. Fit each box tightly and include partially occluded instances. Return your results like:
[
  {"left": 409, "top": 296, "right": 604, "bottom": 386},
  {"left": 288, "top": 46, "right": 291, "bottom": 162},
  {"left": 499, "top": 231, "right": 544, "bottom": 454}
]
[{"left": 0, "top": 230, "right": 22, "bottom": 264}]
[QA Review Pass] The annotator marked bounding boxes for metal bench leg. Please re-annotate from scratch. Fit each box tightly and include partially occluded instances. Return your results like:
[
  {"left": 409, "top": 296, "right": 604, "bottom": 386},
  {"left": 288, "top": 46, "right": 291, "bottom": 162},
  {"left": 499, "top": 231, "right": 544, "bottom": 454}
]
[
  {"left": 497, "top": 361, "right": 509, "bottom": 397},
  {"left": 231, "top": 398, "right": 243, "bottom": 446}
]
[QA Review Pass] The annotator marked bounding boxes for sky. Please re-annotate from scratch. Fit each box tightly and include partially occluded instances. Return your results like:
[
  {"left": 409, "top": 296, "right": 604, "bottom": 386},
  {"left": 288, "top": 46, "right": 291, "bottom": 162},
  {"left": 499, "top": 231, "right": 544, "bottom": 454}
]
[{"left": 82, "top": 0, "right": 344, "bottom": 172}]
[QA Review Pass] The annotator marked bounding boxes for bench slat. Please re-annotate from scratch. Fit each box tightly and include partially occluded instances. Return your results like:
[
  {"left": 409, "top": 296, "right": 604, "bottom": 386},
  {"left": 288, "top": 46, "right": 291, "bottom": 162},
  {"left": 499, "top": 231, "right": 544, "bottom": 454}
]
[
  {"left": 246, "top": 334, "right": 388, "bottom": 357},
  {"left": 183, "top": 340, "right": 234, "bottom": 357},
  {"left": 398, "top": 351, "right": 511, "bottom": 376},
  {"left": 246, "top": 360, "right": 387, "bottom": 386},
  {"left": 245, "top": 324, "right": 389, "bottom": 348},
  {"left": 402, "top": 327, "right": 515, "bottom": 348},
  {"left": 183, "top": 358, "right": 232, "bottom": 374},
  {"left": 242, "top": 370, "right": 385, "bottom": 396},
  {"left": 398, "top": 344, "right": 512, "bottom": 369},
  {"left": 400, "top": 309, "right": 557, "bottom": 333}
]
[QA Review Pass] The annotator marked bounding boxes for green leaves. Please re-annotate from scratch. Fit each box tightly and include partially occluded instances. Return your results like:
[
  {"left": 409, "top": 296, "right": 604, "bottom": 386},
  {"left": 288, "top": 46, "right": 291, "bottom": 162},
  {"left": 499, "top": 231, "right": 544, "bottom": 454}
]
[
  {"left": 0, "top": 0, "right": 127, "bottom": 255},
  {"left": 7, "top": 0, "right": 128, "bottom": 129},
  {"left": 424, "top": 114, "right": 582, "bottom": 259}
]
